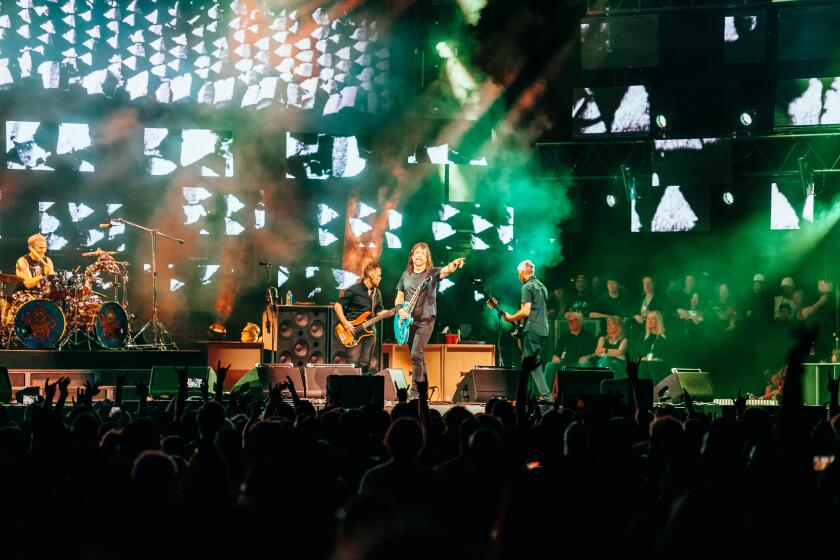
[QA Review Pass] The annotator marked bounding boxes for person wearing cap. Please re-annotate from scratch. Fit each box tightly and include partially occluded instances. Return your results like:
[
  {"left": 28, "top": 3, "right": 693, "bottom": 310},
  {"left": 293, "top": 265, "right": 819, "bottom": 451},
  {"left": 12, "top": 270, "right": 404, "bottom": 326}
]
[
  {"left": 774, "top": 277, "right": 798, "bottom": 320},
  {"left": 745, "top": 273, "right": 773, "bottom": 323}
]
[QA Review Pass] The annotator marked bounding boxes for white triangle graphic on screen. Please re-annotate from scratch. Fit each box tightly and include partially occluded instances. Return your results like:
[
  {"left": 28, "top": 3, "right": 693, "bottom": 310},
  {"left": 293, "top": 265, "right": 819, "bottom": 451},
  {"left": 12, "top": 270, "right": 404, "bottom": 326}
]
[{"left": 651, "top": 186, "right": 698, "bottom": 232}]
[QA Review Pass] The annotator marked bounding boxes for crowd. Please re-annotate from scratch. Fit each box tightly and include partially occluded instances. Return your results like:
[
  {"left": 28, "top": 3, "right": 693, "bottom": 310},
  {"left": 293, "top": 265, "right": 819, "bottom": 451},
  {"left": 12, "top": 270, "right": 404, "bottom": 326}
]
[
  {"left": 547, "top": 272, "right": 838, "bottom": 394},
  {"left": 2, "top": 326, "right": 840, "bottom": 558}
]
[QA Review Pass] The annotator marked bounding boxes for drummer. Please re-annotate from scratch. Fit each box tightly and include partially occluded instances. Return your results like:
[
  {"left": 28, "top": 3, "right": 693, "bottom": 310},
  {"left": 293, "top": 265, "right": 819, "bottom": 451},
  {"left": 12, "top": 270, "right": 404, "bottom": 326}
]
[{"left": 16, "top": 233, "right": 55, "bottom": 290}]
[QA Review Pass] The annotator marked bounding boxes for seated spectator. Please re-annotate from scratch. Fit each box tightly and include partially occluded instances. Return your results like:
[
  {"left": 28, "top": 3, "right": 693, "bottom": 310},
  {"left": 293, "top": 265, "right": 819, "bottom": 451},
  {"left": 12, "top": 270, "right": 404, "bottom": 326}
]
[
  {"left": 710, "top": 282, "right": 738, "bottom": 332},
  {"left": 594, "top": 315, "right": 628, "bottom": 378},
  {"left": 590, "top": 274, "right": 632, "bottom": 323},
  {"left": 568, "top": 273, "right": 593, "bottom": 316},
  {"left": 744, "top": 273, "right": 773, "bottom": 323},
  {"left": 637, "top": 310, "right": 671, "bottom": 383},
  {"left": 556, "top": 312, "right": 597, "bottom": 366}
]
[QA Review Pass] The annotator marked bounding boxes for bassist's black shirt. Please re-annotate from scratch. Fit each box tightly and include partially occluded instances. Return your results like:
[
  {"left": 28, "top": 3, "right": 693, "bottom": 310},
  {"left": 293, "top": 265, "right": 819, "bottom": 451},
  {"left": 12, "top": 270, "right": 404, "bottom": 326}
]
[{"left": 338, "top": 282, "right": 383, "bottom": 321}]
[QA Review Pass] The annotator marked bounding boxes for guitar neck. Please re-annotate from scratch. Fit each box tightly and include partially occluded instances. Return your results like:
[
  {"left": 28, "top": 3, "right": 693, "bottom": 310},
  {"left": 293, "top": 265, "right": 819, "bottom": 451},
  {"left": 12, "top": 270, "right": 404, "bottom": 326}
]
[{"left": 360, "top": 309, "right": 395, "bottom": 328}]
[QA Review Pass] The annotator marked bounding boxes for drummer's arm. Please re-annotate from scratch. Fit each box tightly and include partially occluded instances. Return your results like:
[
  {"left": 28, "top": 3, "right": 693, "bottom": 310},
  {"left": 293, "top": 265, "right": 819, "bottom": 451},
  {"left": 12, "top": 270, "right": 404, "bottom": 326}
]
[
  {"left": 16, "top": 257, "right": 42, "bottom": 289},
  {"left": 43, "top": 257, "right": 54, "bottom": 276}
]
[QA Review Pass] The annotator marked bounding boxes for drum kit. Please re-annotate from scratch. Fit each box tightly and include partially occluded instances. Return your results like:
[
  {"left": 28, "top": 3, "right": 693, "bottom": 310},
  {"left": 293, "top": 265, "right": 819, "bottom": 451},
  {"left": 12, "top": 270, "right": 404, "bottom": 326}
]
[{"left": 0, "top": 249, "right": 131, "bottom": 350}]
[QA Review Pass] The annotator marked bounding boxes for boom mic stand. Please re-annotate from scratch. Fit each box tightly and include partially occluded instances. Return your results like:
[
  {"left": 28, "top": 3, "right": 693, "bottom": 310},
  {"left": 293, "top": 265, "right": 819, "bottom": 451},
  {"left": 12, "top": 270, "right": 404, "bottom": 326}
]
[
  {"left": 108, "top": 218, "right": 183, "bottom": 350},
  {"left": 261, "top": 261, "right": 279, "bottom": 363}
]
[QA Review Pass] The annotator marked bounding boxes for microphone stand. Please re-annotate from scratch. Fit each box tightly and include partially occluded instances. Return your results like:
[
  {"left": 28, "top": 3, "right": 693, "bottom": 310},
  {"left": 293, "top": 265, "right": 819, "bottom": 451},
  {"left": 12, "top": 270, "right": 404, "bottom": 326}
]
[
  {"left": 110, "top": 218, "right": 183, "bottom": 350},
  {"left": 261, "top": 262, "right": 278, "bottom": 363}
]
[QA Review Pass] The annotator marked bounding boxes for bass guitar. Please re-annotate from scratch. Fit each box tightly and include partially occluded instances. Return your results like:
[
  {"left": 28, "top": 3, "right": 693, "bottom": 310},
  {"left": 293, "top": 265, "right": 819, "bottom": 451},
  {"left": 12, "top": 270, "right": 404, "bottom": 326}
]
[
  {"left": 486, "top": 296, "right": 523, "bottom": 340},
  {"left": 394, "top": 275, "right": 433, "bottom": 345},
  {"left": 335, "top": 308, "right": 397, "bottom": 348}
]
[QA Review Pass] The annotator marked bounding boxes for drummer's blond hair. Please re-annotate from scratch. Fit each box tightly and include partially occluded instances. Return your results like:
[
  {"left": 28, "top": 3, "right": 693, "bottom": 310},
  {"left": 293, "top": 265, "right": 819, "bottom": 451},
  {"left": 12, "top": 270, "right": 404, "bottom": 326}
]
[{"left": 27, "top": 233, "right": 46, "bottom": 248}]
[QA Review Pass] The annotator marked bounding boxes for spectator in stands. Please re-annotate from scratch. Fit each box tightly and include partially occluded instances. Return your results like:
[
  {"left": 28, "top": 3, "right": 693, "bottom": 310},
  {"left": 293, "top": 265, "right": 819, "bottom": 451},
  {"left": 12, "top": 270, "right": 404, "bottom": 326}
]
[
  {"left": 774, "top": 276, "right": 798, "bottom": 319},
  {"left": 711, "top": 282, "right": 738, "bottom": 332},
  {"left": 744, "top": 273, "right": 773, "bottom": 323},
  {"left": 590, "top": 274, "right": 632, "bottom": 323},
  {"left": 568, "top": 273, "right": 593, "bottom": 316},
  {"left": 595, "top": 315, "right": 628, "bottom": 378},
  {"left": 638, "top": 310, "right": 671, "bottom": 383},
  {"left": 557, "top": 311, "right": 597, "bottom": 366}
]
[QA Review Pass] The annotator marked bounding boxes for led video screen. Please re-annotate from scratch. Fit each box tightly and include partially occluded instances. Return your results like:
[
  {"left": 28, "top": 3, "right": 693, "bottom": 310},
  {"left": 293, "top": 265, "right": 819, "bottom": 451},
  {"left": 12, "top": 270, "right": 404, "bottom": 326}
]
[
  {"left": 144, "top": 128, "right": 234, "bottom": 177},
  {"left": 286, "top": 133, "right": 369, "bottom": 179},
  {"left": 723, "top": 12, "right": 766, "bottom": 64},
  {"left": 0, "top": 0, "right": 389, "bottom": 115},
  {"left": 770, "top": 179, "right": 813, "bottom": 231},
  {"left": 6, "top": 121, "right": 94, "bottom": 172},
  {"left": 775, "top": 77, "right": 840, "bottom": 128},
  {"left": 652, "top": 138, "right": 732, "bottom": 187},
  {"left": 581, "top": 15, "right": 659, "bottom": 70},
  {"left": 778, "top": 5, "right": 840, "bottom": 62},
  {"left": 631, "top": 184, "right": 710, "bottom": 233},
  {"left": 572, "top": 85, "right": 650, "bottom": 136}
]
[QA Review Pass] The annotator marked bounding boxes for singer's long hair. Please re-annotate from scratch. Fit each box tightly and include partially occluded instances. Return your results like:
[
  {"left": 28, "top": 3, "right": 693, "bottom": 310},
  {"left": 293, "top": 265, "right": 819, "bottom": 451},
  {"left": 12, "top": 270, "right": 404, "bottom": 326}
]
[{"left": 406, "top": 242, "right": 434, "bottom": 273}]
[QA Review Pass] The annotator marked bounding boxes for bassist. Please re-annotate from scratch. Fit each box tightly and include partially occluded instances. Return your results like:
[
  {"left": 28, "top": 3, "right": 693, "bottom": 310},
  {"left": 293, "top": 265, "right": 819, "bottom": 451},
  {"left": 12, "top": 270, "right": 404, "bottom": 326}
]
[
  {"left": 335, "top": 262, "right": 385, "bottom": 374},
  {"left": 395, "top": 242, "right": 465, "bottom": 399},
  {"left": 503, "top": 260, "right": 553, "bottom": 401}
]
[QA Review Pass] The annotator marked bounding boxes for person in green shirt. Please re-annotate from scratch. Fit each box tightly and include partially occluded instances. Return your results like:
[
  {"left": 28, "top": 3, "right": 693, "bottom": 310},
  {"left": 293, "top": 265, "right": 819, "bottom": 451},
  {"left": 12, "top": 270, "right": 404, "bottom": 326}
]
[{"left": 504, "top": 259, "right": 552, "bottom": 400}]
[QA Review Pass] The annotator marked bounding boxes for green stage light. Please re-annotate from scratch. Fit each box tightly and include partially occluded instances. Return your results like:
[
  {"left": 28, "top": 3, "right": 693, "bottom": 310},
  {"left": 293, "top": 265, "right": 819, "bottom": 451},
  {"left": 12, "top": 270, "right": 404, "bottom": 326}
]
[
  {"left": 436, "top": 42, "right": 454, "bottom": 59},
  {"left": 655, "top": 114, "right": 668, "bottom": 129},
  {"left": 723, "top": 191, "right": 734, "bottom": 205},
  {"left": 739, "top": 111, "right": 755, "bottom": 127},
  {"left": 606, "top": 193, "right": 617, "bottom": 207}
]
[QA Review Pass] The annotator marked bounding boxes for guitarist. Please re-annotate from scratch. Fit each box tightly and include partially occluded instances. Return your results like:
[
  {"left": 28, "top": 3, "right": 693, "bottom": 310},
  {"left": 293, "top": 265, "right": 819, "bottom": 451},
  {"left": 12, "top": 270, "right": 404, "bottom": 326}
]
[
  {"left": 503, "top": 260, "right": 553, "bottom": 401},
  {"left": 334, "top": 262, "right": 385, "bottom": 374},
  {"left": 395, "top": 242, "right": 465, "bottom": 399}
]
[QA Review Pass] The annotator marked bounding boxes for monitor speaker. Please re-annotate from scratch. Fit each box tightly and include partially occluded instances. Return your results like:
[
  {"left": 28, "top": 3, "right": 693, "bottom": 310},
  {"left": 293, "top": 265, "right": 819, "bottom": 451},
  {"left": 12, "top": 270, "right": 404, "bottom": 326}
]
[
  {"left": 326, "top": 375, "right": 384, "bottom": 409},
  {"left": 150, "top": 366, "right": 217, "bottom": 400},
  {"left": 232, "top": 363, "right": 300, "bottom": 395},
  {"left": 654, "top": 370, "right": 714, "bottom": 404},
  {"left": 453, "top": 367, "right": 518, "bottom": 403},
  {"left": 373, "top": 368, "right": 407, "bottom": 402},
  {"left": 554, "top": 367, "right": 613, "bottom": 401},
  {"left": 301, "top": 364, "right": 361, "bottom": 398}
]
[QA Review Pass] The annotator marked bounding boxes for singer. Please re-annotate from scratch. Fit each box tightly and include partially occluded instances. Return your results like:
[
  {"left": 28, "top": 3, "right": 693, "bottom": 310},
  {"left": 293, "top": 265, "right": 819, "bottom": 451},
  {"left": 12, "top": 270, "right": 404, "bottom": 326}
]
[{"left": 16, "top": 233, "right": 55, "bottom": 289}]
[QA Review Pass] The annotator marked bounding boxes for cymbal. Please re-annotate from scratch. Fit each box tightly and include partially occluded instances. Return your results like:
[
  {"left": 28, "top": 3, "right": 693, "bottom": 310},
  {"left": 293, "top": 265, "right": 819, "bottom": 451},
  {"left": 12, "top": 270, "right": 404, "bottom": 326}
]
[
  {"left": 0, "top": 273, "right": 20, "bottom": 284},
  {"left": 81, "top": 248, "right": 117, "bottom": 257}
]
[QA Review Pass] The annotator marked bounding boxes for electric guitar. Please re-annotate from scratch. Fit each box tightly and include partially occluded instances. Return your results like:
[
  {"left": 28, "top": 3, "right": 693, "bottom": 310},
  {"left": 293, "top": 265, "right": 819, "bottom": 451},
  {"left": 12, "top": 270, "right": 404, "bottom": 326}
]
[
  {"left": 486, "top": 296, "right": 523, "bottom": 340},
  {"left": 335, "top": 308, "right": 397, "bottom": 347},
  {"left": 394, "top": 275, "right": 433, "bottom": 345}
]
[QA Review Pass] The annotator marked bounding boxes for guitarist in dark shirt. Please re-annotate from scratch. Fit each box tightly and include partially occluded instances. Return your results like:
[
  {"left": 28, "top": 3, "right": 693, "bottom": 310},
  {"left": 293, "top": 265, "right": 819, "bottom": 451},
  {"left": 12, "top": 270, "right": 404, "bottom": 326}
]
[
  {"left": 395, "top": 242, "right": 465, "bottom": 398},
  {"left": 504, "top": 260, "right": 552, "bottom": 400},
  {"left": 334, "top": 262, "right": 385, "bottom": 374}
]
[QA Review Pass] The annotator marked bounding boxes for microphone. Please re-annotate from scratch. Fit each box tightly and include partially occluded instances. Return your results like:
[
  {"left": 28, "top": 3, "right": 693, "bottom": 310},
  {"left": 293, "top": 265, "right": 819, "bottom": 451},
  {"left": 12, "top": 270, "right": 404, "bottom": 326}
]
[
  {"left": 258, "top": 261, "right": 272, "bottom": 266},
  {"left": 100, "top": 222, "right": 113, "bottom": 229}
]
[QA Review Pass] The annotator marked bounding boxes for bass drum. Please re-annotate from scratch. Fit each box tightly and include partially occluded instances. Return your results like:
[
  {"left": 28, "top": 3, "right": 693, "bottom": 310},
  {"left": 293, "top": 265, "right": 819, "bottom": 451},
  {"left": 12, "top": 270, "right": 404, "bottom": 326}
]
[
  {"left": 13, "top": 298, "right": 66, "bottom": 349},
  {"left": 95, "top": 301, "right": 128, "bottom": 348}
]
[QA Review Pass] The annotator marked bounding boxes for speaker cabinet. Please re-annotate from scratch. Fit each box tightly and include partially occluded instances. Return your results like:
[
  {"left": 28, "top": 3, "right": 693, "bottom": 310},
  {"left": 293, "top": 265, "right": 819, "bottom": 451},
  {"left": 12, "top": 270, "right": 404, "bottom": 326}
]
[
  {"left": 326, "top": 375, "right": 384, "bottom": 408},
  {"left": 232, "top": 363, "right": 300, "bottom": 395},
  {"left": 553, "top": 367, "right": 614, "bottom": 401},
  {"left": 453, "top": 367, "right": 519, "bottom": 403},
  {"left": 150, "top": 366, "right": 217, "bottom": 400},
  {"left": 263, "top": 305, "right": 334, "bottom": 367},
  {"left": 0, "top": 366, "right": 10, "bottom": 403},
  {"left": 654, "top": 370, "right": 714, "bottom": 404},
  {"left": 301, "top": 364, "right": 361, "bottom": 398}
]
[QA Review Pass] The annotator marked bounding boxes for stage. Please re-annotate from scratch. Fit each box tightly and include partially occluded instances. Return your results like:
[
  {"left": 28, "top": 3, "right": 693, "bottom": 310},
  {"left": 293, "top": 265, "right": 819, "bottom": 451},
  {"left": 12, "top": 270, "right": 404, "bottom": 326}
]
[{"left": 1, "top": 349, "right": 204, "bottom": 400}]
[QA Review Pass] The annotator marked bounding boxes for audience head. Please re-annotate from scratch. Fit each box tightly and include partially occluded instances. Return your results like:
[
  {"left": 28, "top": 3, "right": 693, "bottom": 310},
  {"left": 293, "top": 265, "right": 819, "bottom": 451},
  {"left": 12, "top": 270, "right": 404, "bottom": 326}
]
[
  {"left": 565, "top": 311, "right": 584, "bottom": 335},
  {"left": 606, "top": 315, "right": 623, "bottom": 339},
  {"left": 643, "top": 276, "right": 655, "bottom": 294},
  {"left": 645, "top": 310, "right": 665, "bottom": 337},
  {"left": 753, "top": 273, "right": 765, "bottom": 293},
  {"left": 384, "top": 417, "right": 424, "bottom": 461},
  {"left": 780, "top": 276, "right": 795, "bottom": 296}
]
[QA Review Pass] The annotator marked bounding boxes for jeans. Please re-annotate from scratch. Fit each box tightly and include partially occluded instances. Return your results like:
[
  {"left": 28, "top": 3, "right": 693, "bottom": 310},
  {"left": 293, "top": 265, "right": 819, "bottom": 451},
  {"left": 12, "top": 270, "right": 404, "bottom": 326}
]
[
  {"left": 345, "top": 328, "right": 377, "bottom": 374},
  {"left": 407, "top": 316, "right": 435, "bottom": 383}
]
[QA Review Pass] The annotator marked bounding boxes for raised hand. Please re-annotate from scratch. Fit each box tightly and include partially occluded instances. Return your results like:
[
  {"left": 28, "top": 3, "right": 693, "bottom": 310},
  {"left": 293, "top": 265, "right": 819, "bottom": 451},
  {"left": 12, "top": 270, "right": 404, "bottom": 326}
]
[
  {"left": 58, "top": 377, "right": 71, "bottom": 399},
  {"left": 215, "top": 360, "right": 231, "bottom": 382},
  {"left": 268, "top": 382, "right": 286, "bottom": 403},
  {"left": 43, "top": 378, "right": 58, "bottom": 402},
  {"left": 175, "top": 365, "right": 189, "bottom": 390},
  {"left": 83, "top": 379, "right": 102, "bottom": 400},
  {"left": 114, "top": 370, "right": 128, "bottom": 387},
  {"left": 626, "top": 357, "right": 640, "bottom": 381},
  {"left": 396, "top": 387, "right": 408, "bottom": 404},
  {"left": 733, "top": 388, "right": 747, "bottom": 418},
  {"left": 135, "top": 378, "right": 149, "bottom": 400}
]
